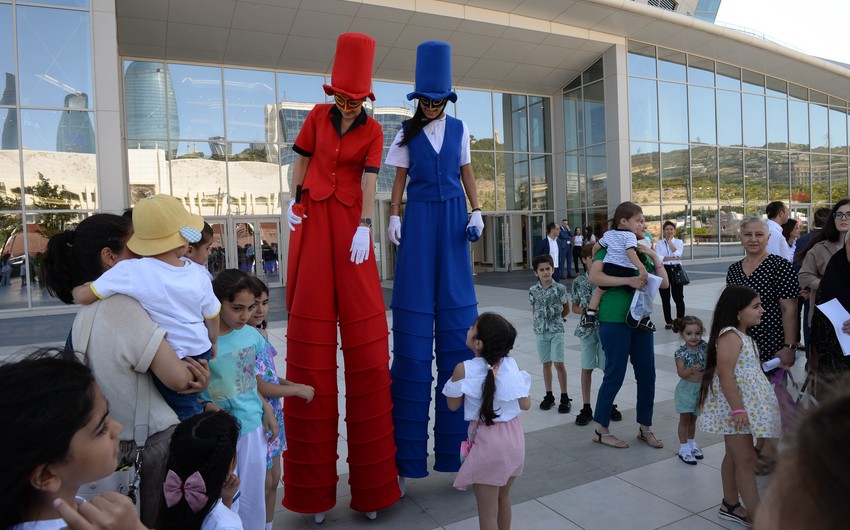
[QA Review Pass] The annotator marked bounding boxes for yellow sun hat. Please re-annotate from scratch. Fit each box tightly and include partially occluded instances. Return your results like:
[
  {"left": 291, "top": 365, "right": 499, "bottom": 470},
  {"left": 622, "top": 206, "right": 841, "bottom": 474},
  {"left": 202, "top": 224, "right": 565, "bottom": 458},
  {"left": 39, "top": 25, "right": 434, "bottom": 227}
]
[{"left": 127, "top": 194, "right": 205, "bottom": 256}]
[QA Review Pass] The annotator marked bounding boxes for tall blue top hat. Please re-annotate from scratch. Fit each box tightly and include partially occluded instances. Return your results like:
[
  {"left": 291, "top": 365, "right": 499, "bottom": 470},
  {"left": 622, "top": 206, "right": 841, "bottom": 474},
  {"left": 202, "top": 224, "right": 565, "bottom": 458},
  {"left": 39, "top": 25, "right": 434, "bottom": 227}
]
[{"left": 407, "top": 41, "right": 457, "bottom": 103}]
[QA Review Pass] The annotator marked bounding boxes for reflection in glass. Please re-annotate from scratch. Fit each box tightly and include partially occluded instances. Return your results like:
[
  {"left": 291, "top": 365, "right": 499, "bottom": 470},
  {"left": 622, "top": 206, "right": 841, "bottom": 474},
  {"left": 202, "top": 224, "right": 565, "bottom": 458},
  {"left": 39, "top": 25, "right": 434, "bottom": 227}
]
[
  {"left": 29, "top": 212, "right": 87, "bottom": 308},
  {"left": 629, "top": 78, "right": 658, "bottom": 141},
  {"left": 224, "top": 68, "right": 275, "bottom": 143},
  {"left": 661, "top": 203, "right": 691, "bottom": 258},
  {"left": 658, "top": 82, "right": 688, "bottom": 144},
  {"left": 1, "top": 5, "right": 14, "bottom": 106},
  {"left": 565, "top": 152, "right": 580, "bottom": 210},
  {"left": 529, "top": 96, "right": 551, "bottom": 152},
  {"left": 716, "top": 62, "right": 741, "bottom": 91},
  {"left": 788, "top": 99, "right": 809, "bottom": 151},
  {"left": 829, "top": 107, "right": 848, "bottom": 155},
  {"left": 169, "top": 141, "right": 227, "bottom": 217},
  {"left": 25, "top": 0, "right": 89, "bottom": 8},
  {"left": 227, "top": 143, "right": 281, "bottom": 215},
  {"left": 578, "top": 153, "right": 587, "bottom": 209},
  {"left": 765, "top": 77, "right": 787, "bottom": 98},
  {"left": 630, "top": 142, "right": 659, "bottom": 204},
  {"left": 586, "top": 146, "right": 606, "bottom": 207},
  {"left": 374, "top": 81, "right": 415, "bottom": 113},
  {"left": 716, "top": 90, "right": 742, "bottom": 146},
  {"left": 689, "top": 86, "right": 716, "bottom": 144},
  {"left": 719, "top": 148, "right": 744, "bottom": 256},
  {"left": 628, "top": 42, "right": 656, "bottom": 78},
  {"left": 691, "top": 206, "right": 720, "bottom": 259},
  {"left": 790, "top": 152, "right": 811, "bottom": 204},
  {"left": 810, "top": 154, "right": 829, "bottom": 204},
  {"left": 810, "top": 102, "right": 829, "bottom": 153},
  {"left": 124, "top": 61, "right": 179, "bottom": 156},
  {"left": 582, "top": 59, "right": 603, "bottom": 84},
  {"left": 277, "top": 72, "right": 326, "bottom": 105},
  {"left": 768, "top": 151, "right": 789, "bottom": 202},
  {"left": 691, "top": 145, "right": 717, "bottom": 202},
  {"left": 529, "top": 154, "right": 550, "bottom": 210},
  {"left": 744, "top": 150, "right": 767, "bottom": 214},
  {"left": 766, "top": 97, "right": 788, "bottom": 150},
  {"left": 687, "top": 55, "right": 714, "bottom": 86},
  {"left": 742, "top": 70, "right": 765, "bottom": 94},
  {"left": 564, "top": 89, "right": 581, "bottom": 151},
  {"left": 743, "top": 94, "right": 766, "bottom": 148},
  {"left": 658, "top": 48, "right": 686, "bottom": 82},
  {"left": 20, "top": 109, "right": 96, "bottom": 208},
  {"left": 830, "top": 156, "right": 848, "bottom": 202},
  {"left": 456, "top": 89, "right": 493, "bottom": 148},
  {"left": 495, "top": 152, "right": 506, "bottom": 210},
  {"left": 16, "top": 6, "right": 92, "bottom": 109},
  {"left": 661, "top": 144, "right": 689, "bottom": 203},
  {"left": 169, "top": 64, "right": 223, "bottom": 140},
  {"left": 471, "top": 151, "right": 496, "bottom": 211},
  {"left": 493, "top": 93, "right": 507, "bottom": 151},
  {"left": 506, "top": 95, "right": 528, "bottom": 152},
  {"left": 0, "top": 147, "right": 19, "bottom": 208},
  {"left": 582, "top": 83, "right": 604, "bottom": 147},
  {"left": 127, "top": 140, "right": 169, "bottom": 204},
  {"left": 507, "top": 153, "right": 529, "bottom": 210}
]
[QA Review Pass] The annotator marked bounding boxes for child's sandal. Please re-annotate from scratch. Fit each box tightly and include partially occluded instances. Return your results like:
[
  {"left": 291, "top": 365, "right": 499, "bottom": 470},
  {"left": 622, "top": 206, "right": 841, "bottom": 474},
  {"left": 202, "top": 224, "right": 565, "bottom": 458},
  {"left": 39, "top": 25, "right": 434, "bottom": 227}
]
[{"left": 718, "top": 499, "right": 751, "bottom": 527}]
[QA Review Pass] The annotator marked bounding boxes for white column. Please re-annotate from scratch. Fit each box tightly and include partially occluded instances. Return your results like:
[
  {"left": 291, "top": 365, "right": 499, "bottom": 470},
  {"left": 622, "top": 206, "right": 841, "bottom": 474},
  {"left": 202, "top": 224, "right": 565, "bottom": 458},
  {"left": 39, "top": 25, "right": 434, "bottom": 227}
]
[{"left": 603, "top": 43, "right": 631, "bottom": 213}]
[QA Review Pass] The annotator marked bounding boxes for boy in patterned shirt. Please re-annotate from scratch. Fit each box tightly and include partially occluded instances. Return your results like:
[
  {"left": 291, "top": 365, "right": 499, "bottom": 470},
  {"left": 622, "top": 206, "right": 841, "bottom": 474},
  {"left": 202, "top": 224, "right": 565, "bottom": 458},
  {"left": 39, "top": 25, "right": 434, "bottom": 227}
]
[{"left": 529, "top": 254, "right": 571, "bottom": 412}]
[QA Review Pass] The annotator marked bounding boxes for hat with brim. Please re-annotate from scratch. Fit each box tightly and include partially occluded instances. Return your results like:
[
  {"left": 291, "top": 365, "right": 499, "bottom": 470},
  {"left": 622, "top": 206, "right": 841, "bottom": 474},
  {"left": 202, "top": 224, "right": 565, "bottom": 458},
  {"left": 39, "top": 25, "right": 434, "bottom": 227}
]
[
  {"left": 322, "top": 32, "right": 377, "bottom": 101},
  {"left": 127, "top": 194, "right": 205, "bottom": 257},
  {"left": 406, "top": 41, "right": 457, "bottom": 103}
]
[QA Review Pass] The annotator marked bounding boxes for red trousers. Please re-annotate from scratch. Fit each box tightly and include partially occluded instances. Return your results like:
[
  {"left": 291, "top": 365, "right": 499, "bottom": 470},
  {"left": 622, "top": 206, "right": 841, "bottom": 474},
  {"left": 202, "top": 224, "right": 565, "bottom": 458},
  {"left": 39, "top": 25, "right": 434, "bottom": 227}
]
[{"left": 283, "top": 192, "right": 400, "bottom": 513}]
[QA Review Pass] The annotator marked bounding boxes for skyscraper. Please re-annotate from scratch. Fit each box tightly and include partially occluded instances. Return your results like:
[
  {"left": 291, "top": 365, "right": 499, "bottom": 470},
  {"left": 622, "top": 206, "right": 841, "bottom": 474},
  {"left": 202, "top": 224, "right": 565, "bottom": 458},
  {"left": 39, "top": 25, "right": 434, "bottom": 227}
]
[
  {"left": 56, "top": 92, "right": 95, "bottom": 153},
  {"left": 123, "top": 61, "right": 179, "bottom": 156}
]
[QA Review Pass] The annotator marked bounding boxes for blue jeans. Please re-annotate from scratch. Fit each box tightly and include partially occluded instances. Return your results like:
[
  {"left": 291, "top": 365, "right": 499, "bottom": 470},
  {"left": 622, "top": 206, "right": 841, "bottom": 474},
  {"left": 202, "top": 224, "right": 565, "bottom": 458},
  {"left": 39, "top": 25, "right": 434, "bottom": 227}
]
[
  {"left": 152, "top": 348, "right": 212, "bottom": 420},
  {"left": 593, "top": 322, "right": 656, "bottom": 427}
]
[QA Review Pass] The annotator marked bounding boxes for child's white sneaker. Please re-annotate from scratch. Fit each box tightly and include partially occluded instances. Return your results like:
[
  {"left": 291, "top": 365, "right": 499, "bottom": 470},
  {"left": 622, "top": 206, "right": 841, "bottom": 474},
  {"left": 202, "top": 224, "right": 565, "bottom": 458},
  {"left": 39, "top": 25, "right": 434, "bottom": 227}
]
[{"left": 678, "top": 450, "right": 697, "bottom": 465}]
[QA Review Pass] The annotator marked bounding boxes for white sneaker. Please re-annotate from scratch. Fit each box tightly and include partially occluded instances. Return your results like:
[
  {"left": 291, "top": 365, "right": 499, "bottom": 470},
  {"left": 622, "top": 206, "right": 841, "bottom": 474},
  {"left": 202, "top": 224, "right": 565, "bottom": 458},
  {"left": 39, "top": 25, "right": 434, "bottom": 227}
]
[{"left": 678, "top": 451, "right": 697, "bottom": 465}]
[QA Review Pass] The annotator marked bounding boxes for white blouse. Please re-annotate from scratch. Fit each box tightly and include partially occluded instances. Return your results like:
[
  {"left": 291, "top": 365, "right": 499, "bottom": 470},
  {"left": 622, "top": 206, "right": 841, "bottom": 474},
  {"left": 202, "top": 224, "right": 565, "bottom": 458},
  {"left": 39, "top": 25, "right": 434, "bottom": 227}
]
[
  {"left": 656, "top": 238, "right": 683, "bottom": 266},
  {"left": 442, "top": 357, "right": 531, "bottom": 422}
]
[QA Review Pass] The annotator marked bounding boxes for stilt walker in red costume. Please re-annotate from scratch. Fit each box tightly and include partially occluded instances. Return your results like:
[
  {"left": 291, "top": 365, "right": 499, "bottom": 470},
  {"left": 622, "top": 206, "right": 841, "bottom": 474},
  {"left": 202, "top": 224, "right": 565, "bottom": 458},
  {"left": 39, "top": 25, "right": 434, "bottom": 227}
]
[{"left": 283, "top": 32, "right": 400, "bottom": 522}]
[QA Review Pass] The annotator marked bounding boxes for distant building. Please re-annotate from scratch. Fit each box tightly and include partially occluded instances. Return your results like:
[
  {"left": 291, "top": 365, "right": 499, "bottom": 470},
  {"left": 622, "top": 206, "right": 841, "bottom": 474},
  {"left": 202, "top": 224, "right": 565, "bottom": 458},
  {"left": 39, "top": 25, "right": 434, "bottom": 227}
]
[
  {"left": 123, "top": 61, "right": 179, "bottom": 156},
  {"left": 56, "top": 93, "right": 95, "bottom": 154}
]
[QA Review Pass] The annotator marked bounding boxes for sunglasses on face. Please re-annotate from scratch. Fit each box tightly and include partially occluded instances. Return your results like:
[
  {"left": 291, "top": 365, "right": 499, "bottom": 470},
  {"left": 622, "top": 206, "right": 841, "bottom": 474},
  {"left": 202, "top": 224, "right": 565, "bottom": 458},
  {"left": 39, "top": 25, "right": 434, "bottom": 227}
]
[
  {"left": 419, "top": 97, "right": 447, "bottom": 110},
  {"left": 334, "top": 93, "right": 364, "bottom": 112}
]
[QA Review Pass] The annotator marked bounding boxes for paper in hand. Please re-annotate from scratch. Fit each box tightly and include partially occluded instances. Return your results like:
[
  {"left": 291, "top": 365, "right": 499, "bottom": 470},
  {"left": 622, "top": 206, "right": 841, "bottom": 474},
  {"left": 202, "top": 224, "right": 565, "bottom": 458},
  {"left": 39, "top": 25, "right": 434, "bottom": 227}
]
[{"left": 816, "top": 298, "right": 850, "bottom": 356}]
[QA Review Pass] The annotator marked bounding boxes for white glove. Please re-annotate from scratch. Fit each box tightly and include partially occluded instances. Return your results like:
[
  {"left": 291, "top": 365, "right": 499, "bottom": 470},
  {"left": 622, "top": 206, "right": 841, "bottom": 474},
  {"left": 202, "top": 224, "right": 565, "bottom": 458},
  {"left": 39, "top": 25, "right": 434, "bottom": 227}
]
[
  {"left": 349, "top": 226, "right": 371, "bottom": 265},
  {"left": 388, "top": 215, "right": 402, "bottom": 245},
  {"left": 287, "top": 198, "right": 305, "bottom": 231},
  {"left": 467, "top": 210, "right": 484, "bottom": 236}
]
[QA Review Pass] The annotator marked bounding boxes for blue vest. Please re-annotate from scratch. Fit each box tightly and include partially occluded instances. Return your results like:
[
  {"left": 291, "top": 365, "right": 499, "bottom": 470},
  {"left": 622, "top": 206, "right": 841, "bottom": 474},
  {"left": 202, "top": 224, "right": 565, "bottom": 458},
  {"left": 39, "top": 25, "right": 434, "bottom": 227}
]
[{"left": 406, "top": 115, "right": 465, "bottom": 202}]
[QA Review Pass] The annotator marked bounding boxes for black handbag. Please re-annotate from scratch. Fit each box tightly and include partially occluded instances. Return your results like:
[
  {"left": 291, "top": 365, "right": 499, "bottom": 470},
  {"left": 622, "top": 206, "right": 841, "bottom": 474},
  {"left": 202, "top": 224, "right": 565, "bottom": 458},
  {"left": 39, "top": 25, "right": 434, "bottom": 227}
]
[{"left": 670, "top": 264, "right": 690, "bottom": 286}]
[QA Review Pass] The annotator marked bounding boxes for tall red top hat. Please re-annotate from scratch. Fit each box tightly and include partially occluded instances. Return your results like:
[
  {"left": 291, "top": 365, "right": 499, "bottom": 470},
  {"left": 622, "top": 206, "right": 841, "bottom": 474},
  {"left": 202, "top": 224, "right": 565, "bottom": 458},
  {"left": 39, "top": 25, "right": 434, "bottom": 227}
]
[{"left": 322, "top": 33, "right": 376, "bottom": 101}]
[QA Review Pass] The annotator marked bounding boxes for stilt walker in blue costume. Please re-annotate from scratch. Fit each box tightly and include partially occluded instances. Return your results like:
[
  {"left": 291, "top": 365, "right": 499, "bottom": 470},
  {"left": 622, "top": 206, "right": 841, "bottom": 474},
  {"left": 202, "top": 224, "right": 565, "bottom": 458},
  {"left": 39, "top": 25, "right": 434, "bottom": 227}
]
[{"left": 385, "top": 41, "right": 484, "bottom": 487}]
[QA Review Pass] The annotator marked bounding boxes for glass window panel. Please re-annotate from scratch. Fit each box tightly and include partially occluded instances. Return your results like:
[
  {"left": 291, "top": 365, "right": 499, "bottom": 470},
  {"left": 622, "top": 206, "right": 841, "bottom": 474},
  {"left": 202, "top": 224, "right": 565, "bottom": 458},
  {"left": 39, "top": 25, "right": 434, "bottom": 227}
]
[
  {"left": 582, "top": 59, "right": 603, "bottom": 84},
  {"left": 1, "top": 106, "right": 18, "bottom": 149},
  {"left": 790, "top": 152, "right": 811, "bottom": 204},
  {"left": 628, "top": 77, "right": 658, "bottom": 141},
  {"left": 765, "top": 77, "right": 787, "bottom": 97},
  {"left": 169, "top": 64, "right": 223, "bottom": 141},
  {"left": 657, "top": 48, "right": 686, "bottom": 82},
  {"left": 503, "top": 153, "right": 528, "bottom": 210},
  {"left": 0, "top": 213, "right": 27, "bottom": 310},
  {"left": 691, "top": 145, "right": 717, "bottom": 202},
  {"left": 719, "top": 148, "right": 744, "bottom": 256},
  {"left": 170, "top": 140, "right": 227, "bottom": 216},
  {"left": 578, "top": 152, "right": 587, "bottom": 209},
  {"left": 744, "top": 150, "right": 767, "bottom": 214},
  {"left": 716, "top": 62, "right": 741, "bottom": 91},
  {"left": 276, "top": 102, "right": 319, "bottom": 145},
  {"left": 829, "top": 96, "right": 845, "bottom": 107},
  {"left": 831, "top": 156, "right": 848, "bottom": 202},
  {"left": 810, "top": 91, "right": 828, "bottom": 105},
  {"left": 789, "top": 83, "right": 807, "bottom": 101},
  {"left": 586, "top": 145, "right": 606, "bottom": 208},
  {"left": 0, "top": 4, "right": 14, "bottom": 106},
  {"left": 717, "top": 90, "right": 742, "bottom": 147},
  {"left": 766, "top": 97, "right": 788, "bottom": 150},
  {"left": 658, "top": 82, "right": 688, "bottom": 144},
  {"left": 507, "top": 95, "right": 528, "bottom": 152},
  {"left": 20, "top": 109, "right": 96, "bottom": 208},
  {"left": 689, "top": 86, "right": 716, "bottom": 144},
  {"left": 565, "top": 76, "right": 581, "bottom": 91},
  {"left": 223, "top": 68, "right": 275, "bottom": 143},
  {"left": 0, "top": 146, "right": 20, "bottom": 210},
  {"left": 373, "top": 80, "right": 414, "bottom": 111},
  {"left": 493, "top": 93, "right": 509, "bottom": 152},
  {"left": 742, "top": 94, "right": 766, "bottom": 148},
  {"left": 276, "top": 72, "right": 326, "bottom": 104},
  {"left": 25, "top": 1, "right": 89, "bottom": 8},
  {"left": 227, "top": 143, "right": 280, "bottom": 215},
  {"left": 811, "top": 154, "right": 830, "bottom": 204},
  {"left": 495, "top": 152, "right": 506, "bottom": 210},
  {"left": 127, "top": 140, "right": 169, "bottom": 205},
  {"left": 788, "top": 99, "right": 809, "bottom": 151},
  {"left": 692, "top": 205, "right": 720, "bottom": 259},
  {"left": 661, "top": 203, "right": 691, "bottom": 256},
  {"left": 529, "top": 96, "right": 551, "bottom": 152},
  {"left": 687, "top": 55, "right": 714, "bottom": 86},
  {"left": 565, "top": 152, "right": 580, "bottom": 210},
  {"left": 29, "top": 211, "right": 88, "bottom": 308},
  {"left": 829, "top": 107, "right": 848, "bottom": 155},
  {"left": 768, "top": 151, "right": 790, "bottom": 202},
  {"left": 660, "top": 143, "right": 689, "bottom": 203},
  {"left": 457, "top": 89, "right": 494, "bottom": 150},
  {"left": 124, "top": 61, "right": 178, "bottom": 144},
  {"left": 563, "top": 89, "right": 581, "bottom": 151},
  {"left": 530, "top": 154, "right": 550, "bottom": 210},
  {"left": 628, "top": 41, "right": 656, "bottom": 77},
  {"left": 742, "top": 70, "right": 765, "bottom": 94},
  {"left": 16, "top": 6, "right": 92, "bottom": 109},
  {"left": 472, "top": 151, "right": 496, "bottom": 211},
  {"left": 582, "top": 83, "right": 604, "bottom": 147},
  {"left": 630, "top": 142, "right": 660, "bottom": 204},
  {"left": 810, "top": 102, "right": 829, "bottom": 153}
]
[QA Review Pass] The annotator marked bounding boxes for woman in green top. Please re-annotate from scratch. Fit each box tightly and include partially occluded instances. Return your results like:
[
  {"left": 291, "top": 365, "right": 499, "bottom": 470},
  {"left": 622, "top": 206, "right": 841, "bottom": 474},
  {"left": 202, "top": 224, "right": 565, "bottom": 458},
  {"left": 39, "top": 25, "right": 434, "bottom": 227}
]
[{"left": 589, "top": 202, "right": 668, "bottom": 449}]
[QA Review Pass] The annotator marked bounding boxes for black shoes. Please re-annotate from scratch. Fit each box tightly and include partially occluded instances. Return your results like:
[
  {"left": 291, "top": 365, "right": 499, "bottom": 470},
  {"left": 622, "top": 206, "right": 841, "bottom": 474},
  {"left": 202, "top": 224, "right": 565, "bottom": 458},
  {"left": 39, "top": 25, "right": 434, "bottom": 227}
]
[
  {"left": 627, "top": 312, "right": 657, "bottom": 332},
  {"left": 611, "top": 404, "right": 623, "bottom": 421},
  {"left": 540, "top": 394, "right": 555, "bottom": 410},
  {"left": 580, "top": 311, "right": 597, "bottom": 328},
  {"left": 558, "top": 397, "right": 572, "bottom": 413},
  {"left": 575, "top": 405, "right": 593, "bottom": 426}
]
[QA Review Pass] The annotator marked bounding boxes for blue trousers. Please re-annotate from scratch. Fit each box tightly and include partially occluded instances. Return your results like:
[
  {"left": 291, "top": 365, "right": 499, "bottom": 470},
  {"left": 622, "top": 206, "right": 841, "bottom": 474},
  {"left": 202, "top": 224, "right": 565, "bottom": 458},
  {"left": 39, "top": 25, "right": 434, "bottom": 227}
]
[
  {"left": 152, "top": 348, "right": 212, "bottom": 420},
  {"left": 593, "top": 322, "right": 656, "bottom": 427},
  {"left": 391, "top": 196, "right": 477, "bottom": 478}
]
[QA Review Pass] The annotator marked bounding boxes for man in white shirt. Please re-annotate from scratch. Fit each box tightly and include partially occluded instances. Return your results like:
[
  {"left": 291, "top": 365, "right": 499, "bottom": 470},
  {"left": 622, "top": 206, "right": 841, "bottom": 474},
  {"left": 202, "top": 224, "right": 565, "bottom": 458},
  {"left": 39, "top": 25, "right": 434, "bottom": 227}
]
[
  {"left": 535, "top": 222, "right": 561, "bottom": 282},
  {"left": 765, "top": 201, "right": 791, "bottom": 261}
]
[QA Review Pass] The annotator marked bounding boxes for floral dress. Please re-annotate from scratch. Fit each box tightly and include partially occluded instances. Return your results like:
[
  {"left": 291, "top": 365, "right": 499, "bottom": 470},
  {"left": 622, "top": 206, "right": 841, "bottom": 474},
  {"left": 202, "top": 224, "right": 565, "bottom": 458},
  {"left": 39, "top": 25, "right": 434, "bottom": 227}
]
[
  {"left": 256, "top": 339, "right": 286, "bottom": 468},
  {"left": 698, "top": 327, "right": 781, "bottom": 438}
]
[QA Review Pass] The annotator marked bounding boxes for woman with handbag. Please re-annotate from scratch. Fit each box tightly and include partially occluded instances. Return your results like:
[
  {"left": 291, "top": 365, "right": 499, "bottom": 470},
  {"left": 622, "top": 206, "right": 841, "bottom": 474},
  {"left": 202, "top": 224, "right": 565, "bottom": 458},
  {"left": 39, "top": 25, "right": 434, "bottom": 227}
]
[{"left": 657, "top": 221, "right": 687, "bottom": 330}]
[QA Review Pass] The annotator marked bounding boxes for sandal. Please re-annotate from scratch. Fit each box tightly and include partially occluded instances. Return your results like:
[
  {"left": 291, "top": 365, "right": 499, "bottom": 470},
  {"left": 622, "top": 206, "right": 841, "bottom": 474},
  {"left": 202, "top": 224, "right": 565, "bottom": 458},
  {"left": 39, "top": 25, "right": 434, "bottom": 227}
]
[
  {"left": 593, "top": 429, "right": 629, "bottom": 448},
  {"left": 637, "top": 428, "right": 664, "bottom": 448},
  {"left": 718, "top": 499, "right": 751, "bottom": 527}
]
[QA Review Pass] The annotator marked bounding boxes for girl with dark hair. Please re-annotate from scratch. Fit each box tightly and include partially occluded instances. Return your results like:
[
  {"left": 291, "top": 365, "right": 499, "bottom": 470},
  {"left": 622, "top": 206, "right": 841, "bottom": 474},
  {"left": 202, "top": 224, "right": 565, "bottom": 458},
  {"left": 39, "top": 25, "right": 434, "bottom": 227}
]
[
  {"left": 442, "top": 313, "right": 531, "bottom": 530},
  {"left": 671, "top": 316, "right": 706, "bottom": 465},
  {"left": 39, "top": 214, "right": 210, "bottom": 527},
  {"left": 697, "top": 286, "right": 780, "bottom": 527},
  {"left": 0, "top": 349, "right": 142, "bottom": 530},
  {"left": 157, "top": 411, "right": 242, "bottom": 530}
]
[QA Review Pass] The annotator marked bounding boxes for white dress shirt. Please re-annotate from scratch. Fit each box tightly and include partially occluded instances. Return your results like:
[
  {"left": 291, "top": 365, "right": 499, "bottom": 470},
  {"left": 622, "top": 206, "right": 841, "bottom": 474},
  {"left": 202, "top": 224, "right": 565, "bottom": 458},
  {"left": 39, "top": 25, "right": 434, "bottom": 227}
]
[{"left": 765, "top": 219, "right": 791, "bottom": 261}]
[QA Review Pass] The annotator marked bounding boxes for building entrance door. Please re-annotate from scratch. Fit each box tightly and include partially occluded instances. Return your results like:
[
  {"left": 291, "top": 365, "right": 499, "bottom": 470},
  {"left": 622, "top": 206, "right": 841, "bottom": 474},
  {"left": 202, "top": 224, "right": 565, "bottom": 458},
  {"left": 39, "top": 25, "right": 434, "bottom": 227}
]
[
  {"left": 493, "top": 215, "right": 511, "bottom": 272},
  {"left": 225, "top": 218, "right": 284, "bottom": 287}
]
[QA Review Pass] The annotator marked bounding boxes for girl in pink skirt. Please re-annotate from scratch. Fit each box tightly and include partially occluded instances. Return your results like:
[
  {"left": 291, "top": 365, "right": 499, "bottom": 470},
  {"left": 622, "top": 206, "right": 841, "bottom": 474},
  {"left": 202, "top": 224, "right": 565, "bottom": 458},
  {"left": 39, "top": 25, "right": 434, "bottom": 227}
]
[{"left": 443, "top": 312, "right": 532, "bottom": 530}]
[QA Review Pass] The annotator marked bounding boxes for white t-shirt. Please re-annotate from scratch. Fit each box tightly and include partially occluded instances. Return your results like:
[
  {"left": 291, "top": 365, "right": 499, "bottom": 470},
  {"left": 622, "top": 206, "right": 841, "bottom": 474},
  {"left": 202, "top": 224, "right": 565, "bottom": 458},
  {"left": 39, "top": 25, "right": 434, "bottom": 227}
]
[
  {"left": 384, "top": 113, "right": 472, "bottom": 168},
  {"left": 201, "top": 501, "right": 244, "bottom": 530},
  {"left": 442, "top": 357, "right": 531, "bottom": 422},
  {"left": 181, "top": 256, "right": 214, "bottom": 280},
  {"left": 766, "top": 219, "right": 791, "bottom": 261},
  {"left": 9, "top": 498, "right": 87, "bottom": 529},
  {"left": 656, "top": 238, "right": 683, "bottom": 266},
  {"left": 573, "top": 233, "right": 583, "bottom": 247},
  {"left": 91, "top": 258, "right": 221, "bottom": 358},
  {"left": 599, "top": 229, "right": 639, "bottom": 269}
]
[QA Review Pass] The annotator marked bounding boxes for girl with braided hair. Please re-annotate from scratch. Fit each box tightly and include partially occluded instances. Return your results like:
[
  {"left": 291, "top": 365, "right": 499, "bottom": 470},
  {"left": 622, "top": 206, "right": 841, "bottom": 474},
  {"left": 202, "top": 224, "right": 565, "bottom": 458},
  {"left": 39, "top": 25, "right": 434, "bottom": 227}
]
[
  {"left": 442, "top": 313, "right": 531, "bottom": 530},
  {"left": 157, "top": 411, "right": 242, "bottom": 530}
]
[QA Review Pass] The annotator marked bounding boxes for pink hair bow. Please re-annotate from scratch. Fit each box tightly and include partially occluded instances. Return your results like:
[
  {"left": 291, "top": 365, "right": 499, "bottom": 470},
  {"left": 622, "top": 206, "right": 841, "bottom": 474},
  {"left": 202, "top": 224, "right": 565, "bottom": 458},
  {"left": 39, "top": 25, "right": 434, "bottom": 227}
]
[{"left": 163, "top": 470, "right": 209, "bottom": 513}]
